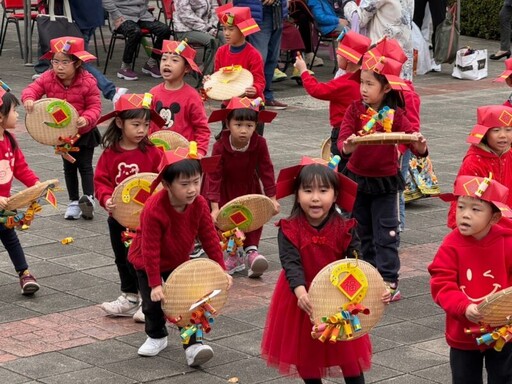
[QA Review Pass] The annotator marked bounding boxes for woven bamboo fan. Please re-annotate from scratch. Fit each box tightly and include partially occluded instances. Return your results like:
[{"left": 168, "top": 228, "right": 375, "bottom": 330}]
[
  {"left": 321, "top": 137, "right": 331, "bottom": 161},
  {"left": 111, "top": 173, "right": 161, "bottom": 230},
  {"left": 6, "top": 179, "right": 59, "bottom": 210},
  {"left": 477, "top": 286, "right": 512, "bottom": 327},
  {"left": 204, "top": 66, "right": 254, "bottom": 101},
  {"left": 309, "top": 258, "right": 386, "bottom": 340},
  {"left": 352, "top": 132, "right": 418, "bottom": 145},
  {"left": 162, "top": 259, "right": 229, "bottom": 327},
  {"left": 216, "top": 194, "right": 275, "bottom": 233},
  {"left": 149, "top": 130, "right": 189, "bottom": 152},
  {"left": 25, "top": 98, "right": 79, "bottom": 146}
]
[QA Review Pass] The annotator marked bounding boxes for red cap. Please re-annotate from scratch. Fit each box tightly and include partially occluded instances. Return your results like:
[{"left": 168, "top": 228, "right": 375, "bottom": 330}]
[
  {"left": 275, "top": 156, "right": 358, "bottom": 213},
  {"left": 150, "top": 144, "right": 220, "bottom": 193},
  {"left": 494, "top": 57, "right": 512, "bottom": 83},
  {"left": 40, "top": 36, "right": 96, "bottom": 62},
  {"left": 154, "top": 40, "right": 201, "bottom": 74},
  {"left": 361, "top": 37, "right": 410, "bottom": 91},
  {"left": 216, "top": 4, "right": 260, "bottom": 36},
  {"left": 439, "top": 174, "right": 512, "bottom": 218},
  {"left": 336, "top": 30, "right": 371, "bottom": 64},
  {"left": 97, "top": 93, "right": 166, "bottom": 128},
  {"left": 467, "top": 105, "right": 512, "bottom": 145},
  {"left": 208, "top": 96, "right": 277, "bottom": 123}
]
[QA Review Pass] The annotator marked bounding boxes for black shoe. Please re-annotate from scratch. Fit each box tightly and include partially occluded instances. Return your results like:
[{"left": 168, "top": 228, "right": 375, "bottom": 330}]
[{"left": 490, "top": 51, "right": 511, "bottom": 60}]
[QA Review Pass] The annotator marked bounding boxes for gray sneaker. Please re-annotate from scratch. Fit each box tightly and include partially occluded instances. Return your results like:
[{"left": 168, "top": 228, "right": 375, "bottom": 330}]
[
  {"left": 79, "top": 195, "right": 95, "bottom": 220},
  {"left": 64, "top": 201, "right": 81, "bottom": 220}
]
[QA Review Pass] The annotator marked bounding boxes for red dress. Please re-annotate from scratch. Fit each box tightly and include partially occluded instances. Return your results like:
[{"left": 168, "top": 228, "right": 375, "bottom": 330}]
[{"left": 261, "top": 213, "right": 372, "bottom": 379}]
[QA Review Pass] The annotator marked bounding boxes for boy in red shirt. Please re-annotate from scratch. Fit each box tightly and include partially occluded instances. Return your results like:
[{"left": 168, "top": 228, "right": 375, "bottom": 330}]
[{"left": 429, "top": 175, "right": 512, "bottom": 383}]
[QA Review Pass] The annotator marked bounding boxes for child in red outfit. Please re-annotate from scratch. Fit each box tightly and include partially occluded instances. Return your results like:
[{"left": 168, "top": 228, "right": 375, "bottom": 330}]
[
  {"left": 429, "top": 175, "right": 512, "bottom": 384},
  {"left": 149, "top": 40, "right": 211, "bottom": 156},
  {"left": 294, "top": 30, "right": 371, "bottom": 158},
  {"left": 22, "top": 36, "right": 101, "bottom": 221},
  {"left": 205, "top": 97, "right": 280, "bottom": 277},
  {"left": 337, "top": 38, "right": 428, "bottom": 300},
  {"left": 128, "top": 150, "right": 232, "bottom": 363},
  {"left": 94, "top": 94, "right": 164, "bottom": 322},
  {"left": 447, "top": 105, "right": 512, "bottom": 229},
  {"left": 0, "top": 85, "right": 40, "bottom": 296},
  {"left": 262, "top": 160, "right": 391, "bottom": 384}
]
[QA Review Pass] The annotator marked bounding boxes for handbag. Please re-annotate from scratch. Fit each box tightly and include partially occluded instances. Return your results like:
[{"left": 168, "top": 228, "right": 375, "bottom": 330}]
[
  {"left": 434, "top": 4, "right": 459, "bottom": 65},
  {"left": 36, "top": 0, "right": 83, "bottom": 56},
  {"left": 452, "top": 47, "right": 488, "bottom": 81}
]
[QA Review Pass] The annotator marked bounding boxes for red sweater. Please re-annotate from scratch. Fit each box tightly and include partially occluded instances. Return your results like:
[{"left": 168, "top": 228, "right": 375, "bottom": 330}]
[
  {"left": 447, "top": 145, "right": 512, "bottom": 228},
  {"left": 214, "top": 43, "right": 265, "bottom": 101},
  {"left": 94, "top": 145, "right": 163, "bottom": 209},
  {"left": 0, "top": 134, "right": 39, "bottom": 197},
  {"left": 21, "top": 69, "right": 101, "bottom": 135},
  {"left": 337, "top": 101, "right": 426, "bottom": 177},
  {"left": 149, "top": 83, "right": 211, "bottom": 156},
  {"left": 301, "top": 72, "right": 360, "bottom": 128},
  {"left": 429, "top": 225, "right": 512, "bottom": 350},
  {"left": 204, "top": 131, "right": 276, "bottom": 204},
  {"left": 128, "top": 193, "right": 225, "bottom": 287}
]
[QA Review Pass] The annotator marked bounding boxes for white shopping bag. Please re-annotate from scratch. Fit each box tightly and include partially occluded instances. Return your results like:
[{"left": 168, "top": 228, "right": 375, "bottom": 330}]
[{"left": 452, "top": 48, "right": 488, "bottom": 80}]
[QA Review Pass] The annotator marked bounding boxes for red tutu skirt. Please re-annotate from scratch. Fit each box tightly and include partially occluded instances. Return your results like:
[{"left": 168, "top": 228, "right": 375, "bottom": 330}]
[{"left": 261, "top": 272, "right": 372, "bottom": 379}]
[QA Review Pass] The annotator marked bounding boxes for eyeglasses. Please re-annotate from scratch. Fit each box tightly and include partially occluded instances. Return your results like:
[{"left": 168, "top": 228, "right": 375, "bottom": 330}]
[{"left": 50, "top": 59, "right": 75, "bottom": 66}]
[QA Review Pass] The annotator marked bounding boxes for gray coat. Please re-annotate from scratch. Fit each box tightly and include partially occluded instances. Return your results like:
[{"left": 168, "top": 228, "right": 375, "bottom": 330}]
[{"left": 102, "top": 0, "right": 155, "bottom": 23}]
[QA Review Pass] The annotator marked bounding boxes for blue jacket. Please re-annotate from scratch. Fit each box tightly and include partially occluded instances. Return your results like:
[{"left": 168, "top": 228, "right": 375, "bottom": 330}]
[
  {"left": 233, "top": 0, "right": 288, "bottom": 24},
  {"left": 307, "top": 0, "right": 339, "bottom": 36}
]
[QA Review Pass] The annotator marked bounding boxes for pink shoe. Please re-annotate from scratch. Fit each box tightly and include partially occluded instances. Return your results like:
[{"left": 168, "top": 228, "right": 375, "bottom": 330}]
[
  {"left": 385, "top": 282, "right": 402, "bottom": 302},
  {"left": 246, "top": 250, "right": 268, "bottom": 278},
  {"left": 224, "top": 253, "right": 245, "bottom": 275}
]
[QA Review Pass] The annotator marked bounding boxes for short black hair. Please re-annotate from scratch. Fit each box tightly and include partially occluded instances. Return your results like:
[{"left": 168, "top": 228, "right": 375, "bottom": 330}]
[{"left": 162, "top": 159, "right": 202, "bottom": 184}]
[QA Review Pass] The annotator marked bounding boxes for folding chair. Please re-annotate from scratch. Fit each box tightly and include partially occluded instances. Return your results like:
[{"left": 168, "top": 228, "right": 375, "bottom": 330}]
[{"left": 0, "top": 0, "right": 38, "bottom": 59}]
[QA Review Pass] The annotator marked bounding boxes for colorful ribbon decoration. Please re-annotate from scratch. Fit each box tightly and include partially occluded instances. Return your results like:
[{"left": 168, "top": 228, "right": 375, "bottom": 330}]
[
  {"left": 55, "top": 134, "right": 81, "bottom": 163},
  {"left": 465, "top": 322, "right": 512, "bottom": 352},
  {"left": 166, "top": 301, "right": 219, "bottom": 345},
  {"left": 220, "top": 227, "right": 245, "bottom": 256},
  {"left": 311, "top": 304, "right": 369, "bottom": 342},
  {"left": 0, "top": 201, "right": 42, "bottom": 230},
  {"left": 359, "top": 106, "right": 395, "bottom": 135},
  {"left": 121, "top": 229, "right": 137, "bottom": 248}
]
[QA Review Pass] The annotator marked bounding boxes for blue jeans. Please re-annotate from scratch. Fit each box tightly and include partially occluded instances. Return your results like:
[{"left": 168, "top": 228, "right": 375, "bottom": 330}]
[
  {"left": 248, "top": 6, "right": 282, "bottom": 101},
  {"left": 399, "top": 149, "right": 412, "bottom": 231}
]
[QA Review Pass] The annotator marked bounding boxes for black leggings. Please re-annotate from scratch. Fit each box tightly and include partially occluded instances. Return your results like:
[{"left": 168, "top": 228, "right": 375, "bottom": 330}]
[{"left": 303, "top": 374, "right": 365, "bottom": 384}]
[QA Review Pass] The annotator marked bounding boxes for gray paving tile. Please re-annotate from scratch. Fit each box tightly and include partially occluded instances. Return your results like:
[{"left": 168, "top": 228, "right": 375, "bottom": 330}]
[
  {"left": 59, "top": 339, "right": 139, "bottom": 366},
  {"left": 0, "top": 368, "right": 33, "bottom": 383},
  {"left": 50, "top": 252, "right": 113, "bottom": 271},
  {"left": 373, "top": 346, "right": 447, "bottom": 373},
  {"left": 214, "top": 329, "right": 264, "bottom": 357},
  {"left": 38, "top": 367, "right": 137, "bottom": 384},
  {"left": 0, "top": 303, "right": 43, "bottom": 323},
  {"left": 13, "top": 292, "right": 93, "bottom": 314},
  {"left": 413, "top": 363, "right": 452, "bottom": 384},
  {"left": 2, "top": 352, "right": 91, "bottom": 379},
  {"left": 38, "top": 271, "right": 110, "bottom": 292},
  {"left": 102, "top": 356, "right": 193, "bottom": 382},
  {"left": 372, "top": 320, "right": 443, "bottom": 345},
  {"left": 205, "top": 355, "right": 282, "bottom": 384}
]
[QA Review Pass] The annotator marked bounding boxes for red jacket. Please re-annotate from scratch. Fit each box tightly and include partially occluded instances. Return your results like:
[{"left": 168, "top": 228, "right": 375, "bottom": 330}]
[
  {"left": 447, "top": 145, "right": 512, "bottom": 228},
  {"left": 128, "top": 193, "right": 225, "bottom": 287},
  {"left": 301, "top": 72, "right": 360, "bottom": 128},
  {"left": 429, "top": 225, "right": 512, "bottom": 350},
  {"left": 21, "top": 69, "right": 101, "bottom": 135},
  {"left": 94, "top": 145, "right": 163, "bottom": 209},
  {"left": 214, "top": 43, "right": 265, "bottom": 101},
  {"left": 337, "top": 101, "right": 426, "bottom": 177},
  {"left": 204, "top": 130, "right": 276, "bottom": 205}
]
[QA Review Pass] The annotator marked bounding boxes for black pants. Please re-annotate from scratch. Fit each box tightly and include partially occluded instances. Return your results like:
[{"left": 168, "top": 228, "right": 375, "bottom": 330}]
[
  {"left": 116, "top": 19, "right": 171, "bottom": 64},
  {"left": 353, "top": 191, "right": 400, "bottom": 283},
  {"left": 413, "top": 0, "right": 447, "bottom": 51},
  {"left": 450, "top": 345, "right": 512, "bottom": 384},
  {"left": 108, "top": 217, "right": 138, "bottom": 294},
  {"left": 0, "top": 226, "right": 28, "bottom": 272},
  {"left": 136, "top": 269, "right": 199, "bottom": 349},
  {"left": 303, "top": 373, "right": 364, "bottom": 384},
  {"left": 62, "top": 146, "right": 95, "bottom": 201}
]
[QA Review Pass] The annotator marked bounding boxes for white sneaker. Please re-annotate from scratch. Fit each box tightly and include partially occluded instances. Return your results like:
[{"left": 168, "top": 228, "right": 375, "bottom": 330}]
[
  {"left": 185, "top": 344, "right": 214, "bottom": 367},
  {"left": 431, "top": 58, "right": 441, "bottom": 72},
  {"left": 133, "top": 305, "right": 145, "bottom": 323},
  {"left": 305, "top": 52, "right": 324, "bottom": 67},
  {"left": 64, "top": 201, "right": 81, "bottom": 220},
  {"left": 138, "top": 336, "right": 168, "bottom": 357},
  {"left": 100, "top": 293, "right": 139, "bottom": 316},
  {"left": 112, "top": 87, "right": 128, "bottom": 107},
  {"left": 79, "top": 195, "right": 95, "bottom": 220}
]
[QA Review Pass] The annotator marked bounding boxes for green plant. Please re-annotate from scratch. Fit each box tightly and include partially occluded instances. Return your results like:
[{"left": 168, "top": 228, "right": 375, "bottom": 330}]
[{"left": 459, "top": 0, "right": 502, "bottom": 40}]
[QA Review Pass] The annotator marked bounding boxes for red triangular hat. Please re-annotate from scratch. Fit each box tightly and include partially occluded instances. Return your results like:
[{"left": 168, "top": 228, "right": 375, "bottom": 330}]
[
  {"left": 336, "top": 30, "right": 371, "bottom": 64},
  {"left": 150, "top": 143, "right": 220, "bottom": 193},
  {"left": 439, "top": 174, "right": 512, "bottom": 218},
  {"left": 467, "top": 105, "right": 512, "bottom": 145},
  {"left": 208, "top": 96, "right": 277, "bottom": 123},
  {"left": 40, "top": 36, "right": 96, "bottom": 62},
  {"left": 0, "top": 80, "right": 11, "bottom": 107},
  {"left": 216, "top": 4, "right": 260, "bottom": 36},
  {"left": 494, "top": 57, "right": 512, "bottom": 83},
  {"left": 275, "top": 156, "right": 358, "bottom": 213},
  {"left": 97, "top": 93, "right": 166, "bottom": 128},
  {"left": 153, "top": 39, "right": 201, "bottom": 74}
]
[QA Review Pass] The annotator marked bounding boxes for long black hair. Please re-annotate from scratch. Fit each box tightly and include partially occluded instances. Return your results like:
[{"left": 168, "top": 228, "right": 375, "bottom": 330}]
[
  {"left": 0, "top": 92, "right": 19, "bottom": 150},
  {"left": 367, "top": 71, "right": 405, "bottom": 110},
  {"left": 288, "top": 164, "right": 339, "bottom": 220},
  {"left": 101, "top": 109, "right": 153, "bottom": 152}
]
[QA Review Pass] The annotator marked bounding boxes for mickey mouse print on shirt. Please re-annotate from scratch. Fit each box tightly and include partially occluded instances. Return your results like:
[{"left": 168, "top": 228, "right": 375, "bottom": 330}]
[{"left": 155, "top": 101, "right": 180, "bottom": 130}]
